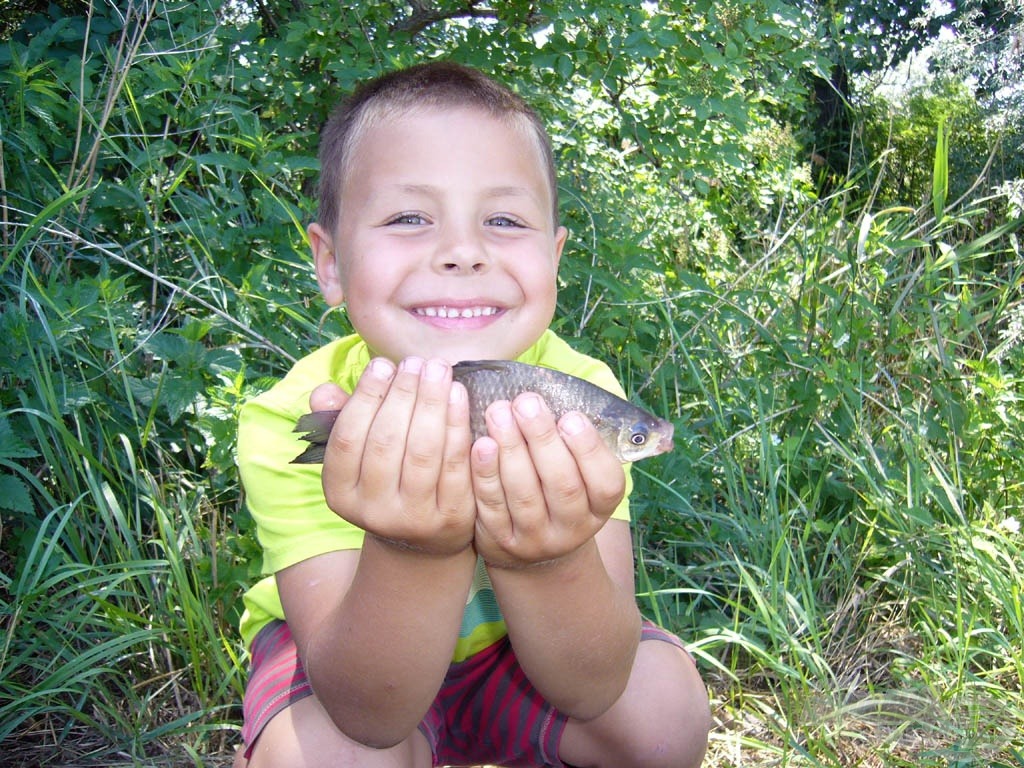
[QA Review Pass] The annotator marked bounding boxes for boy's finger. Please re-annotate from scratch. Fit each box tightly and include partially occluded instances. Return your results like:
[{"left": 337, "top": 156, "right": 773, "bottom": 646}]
[
  {"left": 322, "top": 357, "right": 396, "bottom": 504},
  {"left": 356, "top": 357, "right": 426, "bottom": 492},
  {"left": 482, "top": 400, "right": 547, "bottom": 533},
  {"left": 398, "top": 359, "right": 458, "bottom": 500},
  {"left": 556, "top": 411, "right": 625, "bottom": 520},
  {"left": 309, "top": 381, "right": 349, "bottom": 412},
  {"left": 325, "top": 358, "right": 396, "bottom": 459},
  {"left": 435, "top": 381, "right": 474, "bottom": 525},
  {"left": 471, "top": 435, "right": 513, "bottom": 543},
  {"left": 506, "top": 394, "right": 588, "bottom": 524}
]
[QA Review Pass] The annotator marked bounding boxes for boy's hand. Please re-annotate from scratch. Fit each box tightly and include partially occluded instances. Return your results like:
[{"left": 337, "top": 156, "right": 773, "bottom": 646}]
[
  {"left": 317, "top": 357, "right": 476, "bottom": 556},
  {"left": 471, "top": 393, "right": 626, "bottom": 569}
]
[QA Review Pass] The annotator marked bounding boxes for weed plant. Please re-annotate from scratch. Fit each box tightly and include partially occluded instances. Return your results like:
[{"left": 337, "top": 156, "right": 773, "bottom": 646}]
[{"left": 1, "top": 3, "right": 1022, "bottom": 766}]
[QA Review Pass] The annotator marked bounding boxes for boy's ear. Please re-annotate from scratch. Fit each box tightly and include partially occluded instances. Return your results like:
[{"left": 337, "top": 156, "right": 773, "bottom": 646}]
[
  {"left": 553, "top": 225, "right": 568, "bottom": 269},
  {"left": 309, "top": 222, "right": 345, "bottom": 306}
]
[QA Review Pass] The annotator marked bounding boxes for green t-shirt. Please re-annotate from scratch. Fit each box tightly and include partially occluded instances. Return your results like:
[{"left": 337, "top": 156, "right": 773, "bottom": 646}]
[{"left": 237, "top": 330, "right": 633, "bottom": 660}]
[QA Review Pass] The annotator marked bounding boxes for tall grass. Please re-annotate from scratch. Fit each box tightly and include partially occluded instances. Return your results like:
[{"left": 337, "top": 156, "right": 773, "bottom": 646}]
[
  {"left": 1, "top": 253, "right": 248, "bottom": 763},
  {"left": 0, "top": 5, "right": 293, "bottom": 762},
  {"left": 624, "top": 183, "right": 1024, "bottom": 764}
]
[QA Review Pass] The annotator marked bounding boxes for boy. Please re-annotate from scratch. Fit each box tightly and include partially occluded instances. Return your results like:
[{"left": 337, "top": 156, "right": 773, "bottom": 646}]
[{"left": 234, "top": 61, "right": 710, "bottom": 768}]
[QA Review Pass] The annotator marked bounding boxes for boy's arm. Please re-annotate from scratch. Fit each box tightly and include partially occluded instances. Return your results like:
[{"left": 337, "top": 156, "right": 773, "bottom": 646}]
[
  {"left": 278, "top": 357, "right": 478, "bottom": 749},
  {"left": 485, "top": 521, "right": 640, "bottom": 721},
  {"left": 472, "top": 395, "right": 642, "bottom": 721},
  {"left": 277, "top": 541, "right": 476, "bottom": 748}
]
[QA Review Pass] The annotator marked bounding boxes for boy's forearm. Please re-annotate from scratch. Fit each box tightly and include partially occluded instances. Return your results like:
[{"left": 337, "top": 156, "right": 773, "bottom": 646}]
[
  {"left": 487, "top": 539, "right": 641, "bottom": 721},
  {"left": 302, "top": 536, "right": 476, "bottom": 748}
]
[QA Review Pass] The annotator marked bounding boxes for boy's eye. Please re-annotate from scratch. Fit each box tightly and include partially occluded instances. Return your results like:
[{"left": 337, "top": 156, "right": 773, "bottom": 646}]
[
  {"left": 387, "top": 212, "right": 427, "bottom": 226},
  {"left": 487, "top": 215, "right": 524, "bottom": 228}
]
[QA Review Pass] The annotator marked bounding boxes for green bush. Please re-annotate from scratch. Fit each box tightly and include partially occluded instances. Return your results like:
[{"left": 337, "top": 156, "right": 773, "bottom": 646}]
[{"left": 860, "top": 77, "right": 1024, "bottom": 210}]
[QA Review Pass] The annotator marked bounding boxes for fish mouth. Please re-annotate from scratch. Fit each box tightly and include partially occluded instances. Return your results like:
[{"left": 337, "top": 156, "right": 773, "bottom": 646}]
[
  {"left": 658, "top": 423, "right": 675, "bottom": 454},
  {"left": 411, "top": 305, "right": 503, "bottom": 320}
]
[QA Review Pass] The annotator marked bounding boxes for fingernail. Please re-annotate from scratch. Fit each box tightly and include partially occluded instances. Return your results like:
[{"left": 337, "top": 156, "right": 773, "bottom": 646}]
[
  {"left": 514, "top": 393, "right": 542, "bottom": 419},
  {"left": 475, "top": 439, "right": 498, "bottom": 463},
  {"left": 424, "top": 358, "right": 448, "bottom": 382},
  {"left": 400, "top": 356, "right": 424, "bottom": 374},
  {"left": 369, "top": 358, "right": 395, "bottom": 378},
  {"left": 490, "top": 401, "right": 514, "bottom": 428},
  {"left": 560, "top": 412, "right": 586, "bottom": 436},
  {"left": 449, "top": 382, "right": 465, "bottom": 404}
]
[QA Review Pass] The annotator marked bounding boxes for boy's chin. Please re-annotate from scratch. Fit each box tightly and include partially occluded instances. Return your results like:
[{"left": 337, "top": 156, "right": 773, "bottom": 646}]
[
  {"left": 372, "top": 340, "right": 526, "bottom": 365},
  {"left": 362, "top": 315, "right": 550, "bottom": 364}
]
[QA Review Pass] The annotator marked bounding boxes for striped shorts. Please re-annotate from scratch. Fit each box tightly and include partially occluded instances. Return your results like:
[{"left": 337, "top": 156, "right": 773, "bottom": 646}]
[{"left": 241, "top": 619, "right": 689, "bottom": 766}]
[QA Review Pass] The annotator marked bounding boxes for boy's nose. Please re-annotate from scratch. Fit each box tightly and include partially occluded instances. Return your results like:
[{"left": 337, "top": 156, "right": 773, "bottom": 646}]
[
  {"left": 435, "top": 228, "right": 490, "bottom": 273},
  {"left": 440, "top": 254, "right": 489, "bottom": 273}
]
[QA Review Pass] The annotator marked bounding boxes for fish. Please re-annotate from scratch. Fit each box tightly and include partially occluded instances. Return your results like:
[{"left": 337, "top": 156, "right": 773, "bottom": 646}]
[{"left": 291, "top": 359, "right": 674, "bottom": 464}]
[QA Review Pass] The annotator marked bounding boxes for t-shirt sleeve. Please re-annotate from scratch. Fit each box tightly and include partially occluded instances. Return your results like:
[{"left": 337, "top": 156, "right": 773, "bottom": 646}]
[{"left": 237, "top": 386, "right": 366, "bottom": 577}]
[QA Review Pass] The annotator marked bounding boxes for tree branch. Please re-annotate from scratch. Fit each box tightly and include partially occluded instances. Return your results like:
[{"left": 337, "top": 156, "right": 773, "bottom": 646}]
[{"left": 390, "top": 0, "right": 494, "bottom": 36}]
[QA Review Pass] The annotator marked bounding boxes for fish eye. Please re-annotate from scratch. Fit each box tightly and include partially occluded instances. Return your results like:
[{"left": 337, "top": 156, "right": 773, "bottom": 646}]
[{"left": 630, "top": 424, "right": 649, "bottom": 445}]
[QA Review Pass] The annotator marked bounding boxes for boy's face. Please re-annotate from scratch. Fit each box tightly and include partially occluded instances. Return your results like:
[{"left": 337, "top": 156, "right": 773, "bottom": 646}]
[{"left": 309, "top": 106, "right": 567, "bottom": 364}]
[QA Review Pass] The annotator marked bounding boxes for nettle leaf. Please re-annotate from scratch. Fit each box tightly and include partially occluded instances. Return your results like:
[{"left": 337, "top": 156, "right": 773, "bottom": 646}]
[
  {"left": 146, "top": 332, "right": 204, "bottom": 367},
  {"left": 0, "top": 473, "right": 33, "bottom": 514},
  {"left": 127, "top": 375, "right": 160, "bottom": 409},
  {"left": 27, "top": 102, "right": 58, "bottom": 132},
  {"left": 161, "top": 378, "right": 203, "bottom": 425},
  {"left": 206, "top": 348, "right": 243, "bottom": 375},
  {"left": 0, "top": 418, "right": 39, "bottom": 460}
]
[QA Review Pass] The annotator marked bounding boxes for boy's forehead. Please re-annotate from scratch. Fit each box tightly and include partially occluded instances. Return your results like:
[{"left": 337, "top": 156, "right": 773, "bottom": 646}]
[
  {"left": 360, "top": 103, "right": 536, "bottom": 147},
  {"left": 348, "top": 105, "right": 553, "bottom": 186}
]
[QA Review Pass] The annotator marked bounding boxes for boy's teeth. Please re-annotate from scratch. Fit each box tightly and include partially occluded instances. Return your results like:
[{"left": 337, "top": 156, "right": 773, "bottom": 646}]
[{"left": 416, "top": 306, "right": 497, "bottom": 319}]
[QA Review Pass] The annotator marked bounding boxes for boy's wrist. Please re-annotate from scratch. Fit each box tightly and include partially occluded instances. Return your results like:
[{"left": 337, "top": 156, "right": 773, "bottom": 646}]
[
  {"left": 366, "top": 531, "right": 475, "bottom": 561},
  {"left": 481, "top": 537, "right": 595, "bottom": 574}
]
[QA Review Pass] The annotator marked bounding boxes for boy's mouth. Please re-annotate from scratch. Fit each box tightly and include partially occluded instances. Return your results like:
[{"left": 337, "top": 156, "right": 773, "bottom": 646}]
[{"left": 411, "top": 305, "right": 501, "bottom": 320}]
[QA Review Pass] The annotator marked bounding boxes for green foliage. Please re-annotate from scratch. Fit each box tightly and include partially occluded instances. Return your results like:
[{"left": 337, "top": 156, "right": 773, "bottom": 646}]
[
  {"left": 933, "top": 116, "right": 949, "bottom": 221},
  {"left": 629, "top": 190, "right": 1024, "bottom": 762},
  {"left": 1, "top": 0, "right": 1022, "bottom": 764},
  {"left": 859, "top": 78, "right": 1017, "bottom": 211}
]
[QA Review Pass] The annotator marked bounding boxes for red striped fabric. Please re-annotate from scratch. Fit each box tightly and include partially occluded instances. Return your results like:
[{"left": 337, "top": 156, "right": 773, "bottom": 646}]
[{"left": 240, "top": 620, "right": 688, "bottom": 764}]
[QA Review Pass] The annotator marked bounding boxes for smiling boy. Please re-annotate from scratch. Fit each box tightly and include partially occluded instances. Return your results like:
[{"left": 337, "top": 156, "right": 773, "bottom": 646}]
[{"left": 234, "top": 61, "right": 710, "bottom": 768}]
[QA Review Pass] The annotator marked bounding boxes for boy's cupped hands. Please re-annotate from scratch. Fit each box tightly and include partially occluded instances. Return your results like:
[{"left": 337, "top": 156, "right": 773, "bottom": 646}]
[{"left": 311, "top": 356, "right": 625, "bottom": 566}]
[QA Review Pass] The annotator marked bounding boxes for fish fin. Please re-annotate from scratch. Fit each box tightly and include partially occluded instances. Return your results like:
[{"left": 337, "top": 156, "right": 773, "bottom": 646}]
[
  {"left": 290, "top": 410, "right": 339, "bottom": 464},
  {"left": 293, "top": 410, "right": 339, "bottom": 439},
  {"left": 452, "top": 359, "right": 509, "bottom": 373},
  {"left": 290, "top": 443, "right": 327, "bottom": 464}
]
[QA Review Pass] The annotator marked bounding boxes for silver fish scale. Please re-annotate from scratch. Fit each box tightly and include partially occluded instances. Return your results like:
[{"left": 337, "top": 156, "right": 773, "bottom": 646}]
[{"left": 453, "top": 360, "right": 638, "bottom": 440}]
